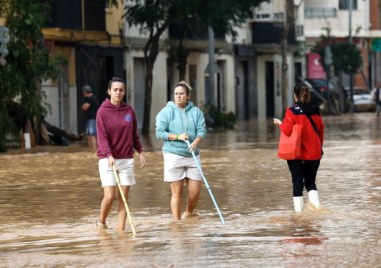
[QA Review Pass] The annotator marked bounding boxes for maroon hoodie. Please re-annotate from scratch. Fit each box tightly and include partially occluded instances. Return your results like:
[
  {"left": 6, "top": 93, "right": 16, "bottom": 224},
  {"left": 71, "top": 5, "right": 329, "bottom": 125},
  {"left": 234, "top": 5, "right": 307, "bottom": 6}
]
[{"left": 96, "top": 98, "right": 142, "bottom": 159}]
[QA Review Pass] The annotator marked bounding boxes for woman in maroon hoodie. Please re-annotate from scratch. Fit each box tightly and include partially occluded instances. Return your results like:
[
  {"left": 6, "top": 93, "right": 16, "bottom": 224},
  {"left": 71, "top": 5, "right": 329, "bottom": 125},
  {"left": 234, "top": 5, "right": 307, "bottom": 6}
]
[
  {"left": 96, "top": 77, "right": 145, "bottom": 231},
  {"left": 274, "top": 83, "right": 324, "bottom": 212}
]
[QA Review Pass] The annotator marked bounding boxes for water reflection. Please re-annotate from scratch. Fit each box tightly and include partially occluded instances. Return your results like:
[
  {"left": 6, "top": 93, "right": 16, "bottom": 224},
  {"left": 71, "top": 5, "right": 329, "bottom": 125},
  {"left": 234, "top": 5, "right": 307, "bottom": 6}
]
[{"left": 1, "top": 113, "right": 381, "bottom": 267}]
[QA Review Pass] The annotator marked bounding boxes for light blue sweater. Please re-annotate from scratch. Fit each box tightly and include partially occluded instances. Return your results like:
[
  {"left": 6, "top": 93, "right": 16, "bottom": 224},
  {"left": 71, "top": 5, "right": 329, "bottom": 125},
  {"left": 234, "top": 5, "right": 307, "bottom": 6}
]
[{"left": 155, "top": 101, "right": 206, "bottom": 157}]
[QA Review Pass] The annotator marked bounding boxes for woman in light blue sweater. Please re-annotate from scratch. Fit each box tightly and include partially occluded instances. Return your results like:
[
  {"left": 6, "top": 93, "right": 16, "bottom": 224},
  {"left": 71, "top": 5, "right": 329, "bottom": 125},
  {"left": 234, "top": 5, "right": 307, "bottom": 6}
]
[{"left": 156, "top": 81, "right": 206, "bottom": 220}]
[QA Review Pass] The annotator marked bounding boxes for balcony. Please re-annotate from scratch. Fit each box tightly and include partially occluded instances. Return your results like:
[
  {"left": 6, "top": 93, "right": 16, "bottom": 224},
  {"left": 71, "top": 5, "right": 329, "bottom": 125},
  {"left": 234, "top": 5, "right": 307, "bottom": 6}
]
[
  {"left": 305, "top": 7, "right": 337, "bottom": 18},
  {"left": 45, "top": 0, "right": 105, "bottom": 31},
  {"left": 251, "top": 22, "right": 296, "bottom": 45},
  {"left": 169, "top": 23, "right": 225, "bottom": 40}
]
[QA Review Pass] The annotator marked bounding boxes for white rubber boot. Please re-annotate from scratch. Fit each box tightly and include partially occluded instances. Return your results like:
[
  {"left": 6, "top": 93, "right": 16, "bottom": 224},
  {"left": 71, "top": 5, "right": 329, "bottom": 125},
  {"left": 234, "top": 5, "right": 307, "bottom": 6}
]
[
  {"left": 293, "top": 196, "right": 304, "bottom": 212},
  {"left": 308, "top": 190, "right": 320, "bottom": 209}
]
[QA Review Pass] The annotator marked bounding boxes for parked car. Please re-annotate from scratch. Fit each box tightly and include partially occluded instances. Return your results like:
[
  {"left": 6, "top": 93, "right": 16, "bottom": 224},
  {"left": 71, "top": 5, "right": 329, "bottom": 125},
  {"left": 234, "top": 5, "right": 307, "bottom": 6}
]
[
  {"left": 305, "top": 78, "right": 335, "bottom": 93},
  {"left": 302, "top": 79, "right": 326, "bottom": 107},
  {"left": 303, "top": 78, "right": 341, "bottom": 115},
  {"left": 345, "top": 87, "right": 376, "bottom": 112}
]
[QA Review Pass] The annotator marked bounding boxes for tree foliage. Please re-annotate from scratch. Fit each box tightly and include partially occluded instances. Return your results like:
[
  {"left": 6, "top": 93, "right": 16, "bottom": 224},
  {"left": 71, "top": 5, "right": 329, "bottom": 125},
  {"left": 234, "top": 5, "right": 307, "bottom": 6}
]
[
  {"left": 0, "top": 0, "right": 65, "bottom": 151},
  {"left": 125, "top": 0, "right": 267, "bottom": 134},
  {"left": 313, "top": 34, "right": 363, "bottom": 75}
]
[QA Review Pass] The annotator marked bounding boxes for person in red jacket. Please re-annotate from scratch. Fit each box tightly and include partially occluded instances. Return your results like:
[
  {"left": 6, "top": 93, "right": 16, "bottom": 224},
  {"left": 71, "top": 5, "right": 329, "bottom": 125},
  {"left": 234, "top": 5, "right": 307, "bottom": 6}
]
[
  {"left": 96, "top": 77, "right": 145, "bottom": 231},
  {"left": 274, "top": 83, "right": 324, "bottom": 212}
]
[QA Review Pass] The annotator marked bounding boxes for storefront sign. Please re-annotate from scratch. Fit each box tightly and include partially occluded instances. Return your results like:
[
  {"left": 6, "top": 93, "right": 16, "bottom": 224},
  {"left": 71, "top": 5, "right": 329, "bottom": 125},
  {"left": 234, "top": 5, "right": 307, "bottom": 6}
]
[{"left": 307, "top": 53, "right": 326, "bottom": 79}]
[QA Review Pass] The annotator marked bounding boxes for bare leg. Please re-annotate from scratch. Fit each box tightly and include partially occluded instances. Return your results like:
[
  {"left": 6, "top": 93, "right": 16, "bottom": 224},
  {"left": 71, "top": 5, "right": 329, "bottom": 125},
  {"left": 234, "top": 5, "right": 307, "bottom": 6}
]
[
  {"left": 99, "top": 186, "right": 116, "bottom": 224},
  {"left": 86, "top": 136, "right": 92, "bottom": 152},
  {"left": 87, "top": 136, "right": 97, "bottom": 153},
  {"left": 169, "top": 180, "right": 184, "bottom": 220},
  {"left": 117, "top": 186, "right": 130, "bottom": 231},
  {"left": 90, "top": 136, "right": 97, "bottom": 153},
  {"left": 184, "top": 179, "right": 201, "bottom": 217}
]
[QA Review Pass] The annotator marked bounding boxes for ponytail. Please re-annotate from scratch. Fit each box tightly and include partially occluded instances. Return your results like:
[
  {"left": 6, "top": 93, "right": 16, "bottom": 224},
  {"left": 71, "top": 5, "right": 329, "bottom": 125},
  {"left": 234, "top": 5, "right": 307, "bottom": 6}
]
[{"left": 294, "top": 83, "right": 311, "bottom": 104}]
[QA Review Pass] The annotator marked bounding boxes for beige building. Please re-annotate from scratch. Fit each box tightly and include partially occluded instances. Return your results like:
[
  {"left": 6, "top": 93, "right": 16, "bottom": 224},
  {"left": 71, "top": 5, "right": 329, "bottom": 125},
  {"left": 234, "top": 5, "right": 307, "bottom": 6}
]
[
  {"left": 41, "top": 1, "right": 125, "bottom": 135},
  {"left": 123, "top": 11, "right": 236, "bottom": 129},
  {"left": 42, "top": 1, "right": 238, "bottom": 133},
  {"left": 8, "top": 1, "right": 381, "bottom": 137},
  {"left": 232, "top": 0, "right": 306, "bottom": 120}
]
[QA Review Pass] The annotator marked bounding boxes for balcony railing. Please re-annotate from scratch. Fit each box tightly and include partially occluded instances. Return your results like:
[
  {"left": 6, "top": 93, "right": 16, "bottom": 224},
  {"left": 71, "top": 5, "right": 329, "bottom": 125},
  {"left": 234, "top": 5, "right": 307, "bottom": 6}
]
[{"left": 305, "top": 7, "right": 337, "bottom": 18}]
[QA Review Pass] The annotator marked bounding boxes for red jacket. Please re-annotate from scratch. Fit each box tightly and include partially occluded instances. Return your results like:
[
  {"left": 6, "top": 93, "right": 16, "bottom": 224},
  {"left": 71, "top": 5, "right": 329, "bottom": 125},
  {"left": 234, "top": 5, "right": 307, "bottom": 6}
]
[{"left": 279, "top": 104, "right": 324, "bottom": 160}]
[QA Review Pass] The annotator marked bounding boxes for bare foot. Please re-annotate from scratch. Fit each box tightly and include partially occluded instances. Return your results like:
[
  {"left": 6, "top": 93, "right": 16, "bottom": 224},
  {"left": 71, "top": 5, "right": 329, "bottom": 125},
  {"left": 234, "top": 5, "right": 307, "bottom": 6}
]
[{"left": 182, "top": 212, "right": 199, "bottom": 219}]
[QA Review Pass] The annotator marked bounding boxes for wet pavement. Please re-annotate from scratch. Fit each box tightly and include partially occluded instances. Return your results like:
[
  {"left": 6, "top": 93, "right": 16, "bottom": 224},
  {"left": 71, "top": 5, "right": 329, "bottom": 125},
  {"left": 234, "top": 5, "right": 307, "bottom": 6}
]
[{"left": 0, "top": 112, "right": 380, "bottom": 267}]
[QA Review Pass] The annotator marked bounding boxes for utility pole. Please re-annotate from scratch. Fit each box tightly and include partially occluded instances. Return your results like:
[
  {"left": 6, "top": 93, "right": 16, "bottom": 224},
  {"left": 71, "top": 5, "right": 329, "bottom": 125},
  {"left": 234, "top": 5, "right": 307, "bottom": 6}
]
[
  {"left": 325, "top": 45, "right": 332, "bottom": 93},
  {"left": 348, "top": 0, "right": 354, "bottom": 112},
  {"left": 205, "top": 25, "right": 216, "bottom": 106},
  {"left": 281, "top": 1, "right": 298, "bottom": 112}
]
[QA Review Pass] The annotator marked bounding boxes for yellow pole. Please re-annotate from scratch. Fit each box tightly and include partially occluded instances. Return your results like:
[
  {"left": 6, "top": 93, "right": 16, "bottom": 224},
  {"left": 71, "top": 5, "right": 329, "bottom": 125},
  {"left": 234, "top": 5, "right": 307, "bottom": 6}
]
[{"left": 112, "top": 165, "right": 136, "bottom": 235}]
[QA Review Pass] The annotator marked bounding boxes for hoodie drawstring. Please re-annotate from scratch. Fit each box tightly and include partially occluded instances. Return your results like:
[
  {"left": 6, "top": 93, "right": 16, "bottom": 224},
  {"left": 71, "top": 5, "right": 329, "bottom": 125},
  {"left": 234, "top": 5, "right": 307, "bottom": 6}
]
[{"left": 181, "top": 109, "right": 188, "bottom": 134}]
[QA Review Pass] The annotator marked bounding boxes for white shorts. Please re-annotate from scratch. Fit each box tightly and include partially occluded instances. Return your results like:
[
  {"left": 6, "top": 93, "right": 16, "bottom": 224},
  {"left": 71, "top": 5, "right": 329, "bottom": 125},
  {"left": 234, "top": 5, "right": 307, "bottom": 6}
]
[
  {"left": 98, "top": 158, "right": 136, "bottom": 187},
  {"left": 163, "top": 152, "right": 202, "bottom": 182}
]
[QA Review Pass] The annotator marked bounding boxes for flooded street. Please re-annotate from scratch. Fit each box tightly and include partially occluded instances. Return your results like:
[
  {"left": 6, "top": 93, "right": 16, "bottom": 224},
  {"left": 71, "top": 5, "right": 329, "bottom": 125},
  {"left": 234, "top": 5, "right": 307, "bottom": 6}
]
[{"left": 1, "top": 112, "right": 381, "bottom": 267}]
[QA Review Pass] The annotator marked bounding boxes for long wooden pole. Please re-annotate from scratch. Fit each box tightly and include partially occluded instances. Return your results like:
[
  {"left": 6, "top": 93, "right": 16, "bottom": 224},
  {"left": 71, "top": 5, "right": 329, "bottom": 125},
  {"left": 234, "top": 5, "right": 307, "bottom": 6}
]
[{"left": 112, "top": 165, "right": 136, "bottom": 235}]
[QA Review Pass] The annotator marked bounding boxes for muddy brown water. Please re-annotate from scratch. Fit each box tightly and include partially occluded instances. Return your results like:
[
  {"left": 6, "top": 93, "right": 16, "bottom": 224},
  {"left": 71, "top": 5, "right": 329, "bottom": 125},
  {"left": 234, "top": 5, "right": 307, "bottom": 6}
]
[{"left": 1, "top": 113, "right": 380, "bottom": 267}]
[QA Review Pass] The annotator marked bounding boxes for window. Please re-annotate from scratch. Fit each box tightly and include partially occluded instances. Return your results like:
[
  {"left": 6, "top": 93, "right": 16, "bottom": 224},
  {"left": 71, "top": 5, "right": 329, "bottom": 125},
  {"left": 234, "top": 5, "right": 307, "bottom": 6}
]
[
  {"left": 274, "top": 12, "right": 284, "bottom": 22},
  {"left": 255, "top": 13, "right": 271, "bottom": 20},
  {"left": 339, "top": 0, "right": 357, "bottom": 10},
  {"left": 295, "top": 25, "right": 304, "bottom": 37},
  {"left": 45, "top": 0, "right": 105, "bottom": 31},
  {"left": 305, "top": 7, "right": 337, "bottom": 18}
]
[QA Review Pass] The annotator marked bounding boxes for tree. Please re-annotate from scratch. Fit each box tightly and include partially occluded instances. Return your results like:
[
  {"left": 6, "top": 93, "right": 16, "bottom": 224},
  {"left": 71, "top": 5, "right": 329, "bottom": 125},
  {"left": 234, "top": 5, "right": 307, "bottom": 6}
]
[
  {"left": 178, "top": 0, "right": 268, "bottom": 79},
  {"left": 125, "top": 0, "right": 267, "bottom": 134},
  {"left": 0, "top": 0, "right": 64, "bottom": 152},
  {"left": 125, "top": 0, "right": 177, "bottom": 134},
  {"left": 313, "top": 32, "right": 363, "bottom": 114},
  {"left": 313, "top": 24, "right": 363, "bottom": 74},
  {"left": 281, "top": 1, "right": 301, "bottom": 111},
  {"left": 315, "top": 41, "right": 362, "bottom": 75}
]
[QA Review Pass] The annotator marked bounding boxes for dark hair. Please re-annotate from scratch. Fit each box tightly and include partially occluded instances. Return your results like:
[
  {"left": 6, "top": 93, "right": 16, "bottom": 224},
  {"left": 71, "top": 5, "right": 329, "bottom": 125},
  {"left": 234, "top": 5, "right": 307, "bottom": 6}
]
[
  {"left": 108, "top": 77, "right": 125, "bottom": 89},
  {"left": 294, "top": 83, "right": 311, "bottom": 104},
  {"left": 174, "top": 81, "right": 192, "bottom": 96},
  {"left": 82, "top": 84, "right": 92, "bottom": 93}
]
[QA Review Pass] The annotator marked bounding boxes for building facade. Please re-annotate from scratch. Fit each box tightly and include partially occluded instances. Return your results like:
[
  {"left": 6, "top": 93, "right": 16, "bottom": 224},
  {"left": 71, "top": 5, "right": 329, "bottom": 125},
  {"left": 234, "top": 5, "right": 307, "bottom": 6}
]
[
  {"left": 41, "top": 0, "right": 125, "bottom": 135},
  {"left": 42, "top": 0, "right": 238, "bottom": 133},
  {"left": 304, "top": 0, "right": 381, "bottom": 88},
  {"left": 233, "top": 0, "right": 306, "bottom": 120},
  {"left": 39, "top": 0, "right": 381, "bottom": 135},
  {"left": 7, "top": 0, "right": 381, "bottom": 150}
]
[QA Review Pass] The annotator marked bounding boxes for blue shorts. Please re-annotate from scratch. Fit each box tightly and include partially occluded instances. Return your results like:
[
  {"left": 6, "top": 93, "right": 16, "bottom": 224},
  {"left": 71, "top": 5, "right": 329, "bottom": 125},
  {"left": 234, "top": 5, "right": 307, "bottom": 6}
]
[{"left": 86, "top": 119, "right": 96, "bottom": 136}]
